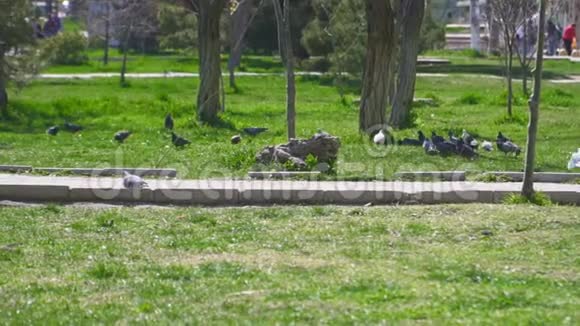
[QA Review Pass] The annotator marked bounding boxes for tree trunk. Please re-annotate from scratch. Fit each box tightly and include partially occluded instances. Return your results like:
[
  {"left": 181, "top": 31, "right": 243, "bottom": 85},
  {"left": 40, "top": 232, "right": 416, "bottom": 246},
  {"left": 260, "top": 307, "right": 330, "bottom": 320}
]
[
  {"left": 469, "top": 0, "right": 481, "bottom": 51},
  {"left": 197, "top": 0, "right": 226, "bottom": 124},
  {"left": 256, "top": 133, "right": 340, "bottom": 168},
  {"left": 120, "top": 27, "right": 131, "bottom": 85},
  {"left": 390, "top": 0, "right": 425, "bottom": 128},
  {"left": 507, "top": 49, "right": 513, "bottom": 117},
  {"left": 103, "top": 3, "right": 110, "bottom": 65},
  {"left": 487, "top": 10, "right": 500, "bottom": 54},
  {"left": 0, "top": 77, "right": 8, "bottom": 118},
  {"left": 228, "top": 0, "right": 253, "bottom": 89},
  {"left": 575, "top": 0, "right": 580, "bottom": 51},
  {"left": 522, "top": 0, "right": 546, "bottom": 199},
  {"left": 521, "top": 12, "right": 529, "bottom": 96},
  {"left": 359, "top": 0, "right": 395, "bottom": 133},
  {"left": 273, "top": 0, "right": 296, "bottom": 140},
  {"left": 389, "top": 1, "right": 402, "bottom": 103}
]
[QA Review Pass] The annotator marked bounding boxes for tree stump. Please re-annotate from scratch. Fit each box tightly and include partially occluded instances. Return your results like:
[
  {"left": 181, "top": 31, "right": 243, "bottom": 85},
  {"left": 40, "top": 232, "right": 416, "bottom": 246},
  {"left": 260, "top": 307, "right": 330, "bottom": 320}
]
[{"left": 256, "top": 133, "right": 340, "bottom": 169}]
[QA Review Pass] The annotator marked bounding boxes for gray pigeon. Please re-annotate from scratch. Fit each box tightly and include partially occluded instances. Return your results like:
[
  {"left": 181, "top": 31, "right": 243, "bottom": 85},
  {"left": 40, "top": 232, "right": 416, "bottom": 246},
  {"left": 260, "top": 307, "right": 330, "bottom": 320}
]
[
  {"left": 243, "top": 127, "right": 268, "bottom": 136},
  {"left": 64, "top": 122, "right": 83, "bottom": 133},
  {"left": 122, "top": 171, "right": 148, "bottom": 189},
  {"left": 231, "top": 135, "right": 242, "bottom": 144},
  {"left": 497, "top": 140, "right": 521, "bottom": 156},
  {"left": 423, "top": 139, "right": 438, "bottom": 155},
  {"left": 165, "top": 113, "right": 174, "bottom": 130},
  {"left": 114, "top": 130, "right": 131, "bottom": 143},
  {"left": 171, "top": 132, "right": 191, "bottom": 147},
  {"left": 47, "top": 126, "right": 59, "bottom": 136}
]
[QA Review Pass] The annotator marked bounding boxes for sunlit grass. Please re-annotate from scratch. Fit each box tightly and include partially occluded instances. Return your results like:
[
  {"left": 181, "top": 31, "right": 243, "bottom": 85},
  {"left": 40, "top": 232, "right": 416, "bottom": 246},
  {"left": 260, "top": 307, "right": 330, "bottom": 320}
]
[{"left": 0, "top": 204, "right": 578, "bottom": 323}]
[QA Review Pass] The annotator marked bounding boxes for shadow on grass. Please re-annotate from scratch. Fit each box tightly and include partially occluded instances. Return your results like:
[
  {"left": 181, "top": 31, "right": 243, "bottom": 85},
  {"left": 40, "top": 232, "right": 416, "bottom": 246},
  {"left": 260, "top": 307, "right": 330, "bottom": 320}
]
[{"left": 240, "top": 57, "right": 283, "bottom": 71}]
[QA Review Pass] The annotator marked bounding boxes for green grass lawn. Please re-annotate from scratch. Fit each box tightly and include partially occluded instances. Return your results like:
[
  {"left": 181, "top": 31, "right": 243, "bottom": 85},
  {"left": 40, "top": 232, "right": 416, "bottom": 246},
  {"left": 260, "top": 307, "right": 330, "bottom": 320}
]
[
  {"left": 421, "top": 50, "right": 580, "bottom": 79},
  {"left": 43, "top": 50, "right": 285, "bottom": 74},
  {"left": 0, "top": 204, "right": 578, "bottom": 323},
  {"left": 2, "top": 74, "right": 580, "bottom": 179},
  {"left": 43, "top": 47, "right": 580, "bottom": 79}
]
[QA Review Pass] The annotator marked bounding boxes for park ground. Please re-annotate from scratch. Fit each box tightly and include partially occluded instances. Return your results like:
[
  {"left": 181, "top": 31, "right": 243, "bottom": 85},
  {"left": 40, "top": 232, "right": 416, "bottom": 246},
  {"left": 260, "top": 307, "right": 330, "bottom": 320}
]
[
  {"left": 0, "top": 204, "right": 579, "bottom": 323},
  {"left": 1, "top": 51, "right": 580, "bottom": 323},
  {"left": 2, "top": 51, "right": 580, "bottom": 179}
]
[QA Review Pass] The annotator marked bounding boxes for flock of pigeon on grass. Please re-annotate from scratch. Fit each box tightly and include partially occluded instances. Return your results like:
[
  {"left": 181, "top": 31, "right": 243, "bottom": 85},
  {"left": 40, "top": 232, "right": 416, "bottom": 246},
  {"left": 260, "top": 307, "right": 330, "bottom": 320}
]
[
  {"left": 45, "top": 114, "right": 269, "bottom": 147},
  {"left": 45, "top": 114, "right": 270, "bottom": 189},
  {"left": 43, "top": 113, "right": 580, "bottom": 188},
  {"left": 372, "top": 129, "right": 522, "bottom": 159}
]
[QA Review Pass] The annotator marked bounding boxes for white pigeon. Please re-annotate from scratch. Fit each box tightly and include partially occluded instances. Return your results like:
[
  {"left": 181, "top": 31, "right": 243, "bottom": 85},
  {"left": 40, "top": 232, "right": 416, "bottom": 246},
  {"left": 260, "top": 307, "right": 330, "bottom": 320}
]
[
  {"left": 373, "top": 130, "right": 386, "bottom": 145},
  {"left": 567, "top": 149, "right": 580, "bottom": 170},
  {"left": 122, "top": 171, "right": 148, "bottom": 189},
  {"left": 481, "top": 141, "right": 494, "bottom": 152}
]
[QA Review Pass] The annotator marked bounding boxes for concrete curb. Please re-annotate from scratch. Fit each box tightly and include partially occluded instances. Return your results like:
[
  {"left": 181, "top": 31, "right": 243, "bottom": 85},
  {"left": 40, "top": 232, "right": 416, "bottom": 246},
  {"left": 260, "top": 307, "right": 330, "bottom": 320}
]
[
  {"left": 0, "top": 165, "right": 33, "bottom": 173},
  {"left": 394, "top": 171, "right": 466, "bottom": 182},
  {"left": 1, "top": 175, "right": 578, "bottom": 206},
  {"left": 484, "top": 172, "right": 580, "bottom": 183},
  {"left": 33, "top": 168, "right": 177, "bottom": 177}
]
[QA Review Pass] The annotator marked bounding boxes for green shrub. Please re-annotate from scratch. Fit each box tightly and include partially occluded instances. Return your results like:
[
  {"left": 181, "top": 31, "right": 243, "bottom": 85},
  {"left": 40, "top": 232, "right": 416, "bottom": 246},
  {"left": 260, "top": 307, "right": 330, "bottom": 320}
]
[
  {"left": 457, "top": 93, "right": 483, "bottom": 105},
  {"left": 300, "top": 57, "right": 332, "bottom": 72},
  {"left": 544, "top": 88, "right": 574, "bottom": 107},
  {"left": 42, "top": 32, "right": 89, "bottom": 65}
]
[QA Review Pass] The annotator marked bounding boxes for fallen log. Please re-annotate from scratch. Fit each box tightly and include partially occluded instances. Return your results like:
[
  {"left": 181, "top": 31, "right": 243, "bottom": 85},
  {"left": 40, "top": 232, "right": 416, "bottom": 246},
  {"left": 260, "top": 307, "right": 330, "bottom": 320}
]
[{"left": 256, "top": 133, "right": 340, "bottom": 169}]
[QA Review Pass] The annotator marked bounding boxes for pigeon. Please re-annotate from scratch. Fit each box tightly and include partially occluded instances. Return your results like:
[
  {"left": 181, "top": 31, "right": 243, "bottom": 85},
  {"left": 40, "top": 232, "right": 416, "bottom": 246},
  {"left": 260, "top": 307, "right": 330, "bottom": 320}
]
[
  {"left": 431, "top": 131, "right": 445, "bottom": 144},
  {"left": 462, "top": 129, "right": 479, "bottom": 149},
  {"left": 497, "top": 131, "right": 511, "bottom": 143},
  {"left": 64, "top": 122, "right": 83, "bottom": 133},
  {"left": 496, "top": 132, "right": 520, "bottom": 155},
  {"left": 456, "top": 139, "right": 478, "bottom": 159},
  {"left": 398, "top": 131, "right": 425, "bottom": 146},
  {"left": 231, "top": 135, "right": 242, "bottom": 144},
  {"left": 423, "top": 139, "right": 438, "bottom": 155},
  {"left": 164, "top": 113, "right": 174, "bottom": 130},
  {"left": 46, "top": 126, "right": 59, "bottom": 136},
  {"left": 243, "top": 127, "right": 268, "bottom": 136},
  {"left": 122, "top": 171, "right": 148, "bottom": 189},
  {"left": 434, "top": 140, "right": 457, "bottom": 155},
  {"left": 114, "top": 130, "right": 131, "bottom": 143},
  {"left": 567, "top": 149, "right": 580, "bottom": 170},
  {"left": 171, "top": 132, "right": 191, "bottom": 147},
  {"left": 448, "top": 130, "right": 460, "bottom": 145},
  {"left": 373, "top": 129, "right": 386, "bottom": 145},
  {"left": 497, "top": 139, "right": 521, "bottom": 156},
  {"left": 481, "top": 141, "right": 494, "bottom": 152}
]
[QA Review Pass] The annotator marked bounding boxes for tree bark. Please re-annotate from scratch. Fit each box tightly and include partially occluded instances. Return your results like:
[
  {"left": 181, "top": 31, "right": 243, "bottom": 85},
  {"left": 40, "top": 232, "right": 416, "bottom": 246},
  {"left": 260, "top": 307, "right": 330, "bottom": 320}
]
[
  {"left": 470, "top": 0, "right": 481, "bottom": 51},
  {"left": 359, "top": 0, "right": 395, "bottom": 133},
  {"left": 197, "top": 0, "right": 226, "bottom": 124},
  {"left": 103, "top": 2, "right": 110, "bottom": 65},
  {"left": 273, "top": 0, "right": 296, "bottom": 140},
  {"left": 575, "top": 0, "right": 580, "bottom": 51},
  {"left": 487, "top": 9, "right": 500, "bottom": 54},
  {"left": 120, "top": 26, "right": 131, "bottom": 85},
  {"left": 0, "top": 77, "right": 8, "bottom": 118},
  {"left": 228, "top": 0, "right": 254, "bottom": 89},
  {"left": 507, "top": 48, "right": 513, "bottom": 117},
  {"left": 389, "top": 0, "right": 425, "bottom": 128},
  {"left": 256, "top": 133, "right": 340, "bottom": 168},
  {"left": 522, "top": 0, "right": 546, "bottom": 199}
]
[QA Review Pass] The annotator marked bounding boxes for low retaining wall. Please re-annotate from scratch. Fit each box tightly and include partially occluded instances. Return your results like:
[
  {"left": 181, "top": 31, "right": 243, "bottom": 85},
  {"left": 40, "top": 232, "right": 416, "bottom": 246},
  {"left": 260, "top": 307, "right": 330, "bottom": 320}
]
[{"left": 1, "top": 179, "right": 578, "bottom": 206}]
